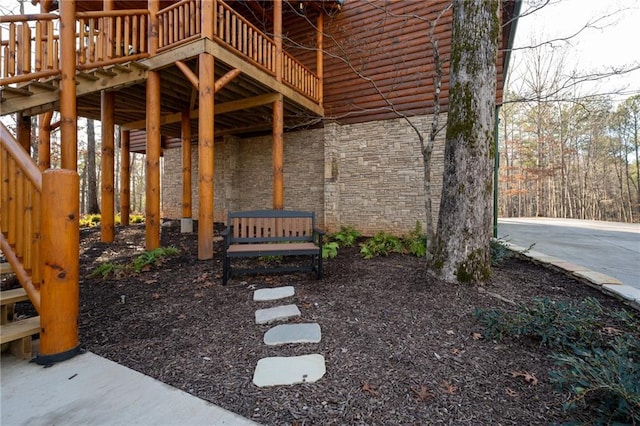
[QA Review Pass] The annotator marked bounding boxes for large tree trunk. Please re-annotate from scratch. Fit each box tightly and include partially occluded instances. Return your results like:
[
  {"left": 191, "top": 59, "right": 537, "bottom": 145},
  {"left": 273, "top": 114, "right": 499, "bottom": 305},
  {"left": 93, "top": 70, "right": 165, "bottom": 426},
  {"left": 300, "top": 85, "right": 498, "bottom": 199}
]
[
  {"left": 433, "top": 0, "right": 498, "bottom": 283},
  {"left": 86, "top": 118, "right": 100, "bottom": 214}
]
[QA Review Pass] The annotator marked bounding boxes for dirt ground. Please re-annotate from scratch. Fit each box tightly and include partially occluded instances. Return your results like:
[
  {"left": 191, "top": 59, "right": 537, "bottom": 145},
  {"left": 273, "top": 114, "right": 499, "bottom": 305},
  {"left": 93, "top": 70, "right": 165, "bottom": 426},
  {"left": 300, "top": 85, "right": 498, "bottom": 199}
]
[{"left": 4, "top": 222, "right": 638, "bottom": 425}]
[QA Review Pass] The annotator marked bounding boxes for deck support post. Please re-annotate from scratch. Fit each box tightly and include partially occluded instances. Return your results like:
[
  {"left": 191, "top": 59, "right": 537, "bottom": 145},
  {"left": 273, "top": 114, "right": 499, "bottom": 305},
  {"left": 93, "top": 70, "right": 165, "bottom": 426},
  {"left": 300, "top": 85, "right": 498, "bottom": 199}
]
[
  {"left": 59, "top": 0, "right": 77, "bottom": 170},
  {"left": 16, "top": 113, "right": 30, "bottom": 153},
  {"left": 316, "top": 13, "right": 324, "bottom": 106},
  {"left": 101, "top": 91, "right": 115, "bottom": 242},
  {"left": 36, "top": 169, "right": 81, "bottom": 365},
  {"left": 181, "top": 108, "right": 193, "bottom": 234},
  {"left": 37, "top": 111, "right": 53, "bottom": 170},
  {"left": 120, "top": 129, "right": 130, "bottom": 226},
  {"left": 197, "top": 52, "right": 215, "bottom": 259},
  {"left": 272, "top": 98, "right": 284, "bottom": 210},
  {"left": 145, "top": 71, "right": 161, "bottom": 250}
]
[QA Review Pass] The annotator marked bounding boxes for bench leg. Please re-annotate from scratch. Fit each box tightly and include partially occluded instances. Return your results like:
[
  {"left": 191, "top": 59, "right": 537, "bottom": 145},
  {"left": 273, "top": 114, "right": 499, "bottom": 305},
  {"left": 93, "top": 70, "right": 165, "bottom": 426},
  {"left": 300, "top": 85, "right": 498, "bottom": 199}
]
[
  {"left": 223, "top": 257, "right": 230, "bottom": 286},
  {"left": 316, "top": 254, "right": 323, "bottom": 280}
]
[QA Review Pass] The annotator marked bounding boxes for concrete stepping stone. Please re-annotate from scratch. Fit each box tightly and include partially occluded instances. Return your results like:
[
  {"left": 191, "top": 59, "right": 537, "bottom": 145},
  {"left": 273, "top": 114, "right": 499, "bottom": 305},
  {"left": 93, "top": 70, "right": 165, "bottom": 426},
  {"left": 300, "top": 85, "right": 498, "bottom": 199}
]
[
  {"left": 255, "top": 304, "right": 301, "bottom": 324},
  {"left": 264, "top": 323, "right": 321, "bottom": 346},
  {"left": 252, "top": 354, "right": 326, "bottom": 387},
  {"left": 253, "top": 286, "right": 295, "bottom": 301}
]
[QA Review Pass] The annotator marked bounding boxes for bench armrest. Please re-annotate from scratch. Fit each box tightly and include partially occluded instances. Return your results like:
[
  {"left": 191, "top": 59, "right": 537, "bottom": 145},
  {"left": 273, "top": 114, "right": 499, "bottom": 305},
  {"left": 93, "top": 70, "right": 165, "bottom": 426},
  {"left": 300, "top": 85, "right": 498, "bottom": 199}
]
[
  {"left": 313, "top": 228, "right": 325, "bottom": 247},
  {"left": 221, "top": 228, "right": 231, "bottom": 249}
]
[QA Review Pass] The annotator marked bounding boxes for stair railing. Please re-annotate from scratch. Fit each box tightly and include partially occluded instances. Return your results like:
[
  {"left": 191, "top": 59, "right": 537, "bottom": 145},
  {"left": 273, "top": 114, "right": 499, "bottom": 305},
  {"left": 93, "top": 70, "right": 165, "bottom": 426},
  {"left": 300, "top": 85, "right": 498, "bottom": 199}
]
[{"left": 0, "top": 122, "right": 81, "bottom": 364}]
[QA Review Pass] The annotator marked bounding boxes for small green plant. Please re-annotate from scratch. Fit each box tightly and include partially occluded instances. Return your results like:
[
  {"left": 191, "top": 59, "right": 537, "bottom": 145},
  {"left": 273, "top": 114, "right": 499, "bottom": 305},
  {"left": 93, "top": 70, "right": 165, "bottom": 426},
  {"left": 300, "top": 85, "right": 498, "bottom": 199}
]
[
  {"left": 322, "top": 241, "right": 339, "bottom": 259},
  {"left": 332, "top": 226, "right": 361, "bottom": 248},
  {"left": 132, "top": 246, "right": 179, "bottom": 273},
  {"left": 402, "top": 221, "right": 427, "bottom": 257},
  {"left": 130, "top": 214, "right": 145, "bottom": 224},
  {"left": 360, "top": 232, "right": 403, "bottom": 259},
  {"left": 80, "top": 213, "right": 102, "bottom": 228},
  {"left": 550, "top": 336, "right": 640, "bottom": 424},
  {"left": 490, "top": 237, "right": 512, "bottom": 266},
  {"left": 90, "top": 261, "right": 121, "bottom": 278}
]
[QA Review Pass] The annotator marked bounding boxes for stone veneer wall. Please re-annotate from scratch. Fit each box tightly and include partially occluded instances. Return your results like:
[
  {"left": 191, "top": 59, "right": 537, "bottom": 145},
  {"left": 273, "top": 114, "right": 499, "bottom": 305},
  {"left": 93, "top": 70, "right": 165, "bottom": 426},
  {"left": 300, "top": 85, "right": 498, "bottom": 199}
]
[{"left": 162, "top": 114, "right": 446, "bottom": 236}]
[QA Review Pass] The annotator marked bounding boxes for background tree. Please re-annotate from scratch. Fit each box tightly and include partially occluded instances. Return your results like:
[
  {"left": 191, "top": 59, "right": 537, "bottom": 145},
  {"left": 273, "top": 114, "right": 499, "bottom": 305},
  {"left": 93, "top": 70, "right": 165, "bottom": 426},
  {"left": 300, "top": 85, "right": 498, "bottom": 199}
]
[
  {"left": 86, "top": 118, "right": 100, "bottom": 214},
  {"left": 433, "top": 0, "right": 499, "bottom": 283}
]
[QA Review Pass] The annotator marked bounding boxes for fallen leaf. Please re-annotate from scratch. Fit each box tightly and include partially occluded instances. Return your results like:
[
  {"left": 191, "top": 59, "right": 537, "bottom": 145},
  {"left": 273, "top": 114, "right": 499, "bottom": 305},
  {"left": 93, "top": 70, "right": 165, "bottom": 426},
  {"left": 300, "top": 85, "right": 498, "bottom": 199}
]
[
  {"left": 410, "top": 385, "right": 433, "bottom": 401},
  {"left": 441, "top": 381, "right": 458, "bottom": 395},
  {"left": 601, "top": 326, "right": 622, "bottom": 336},
  {"left": 446, "top": 330, "right": 455, "bottom": 335},
  {"left": 301, "top": 302, "right": 313, "bottom": 309},
  {"left": 450, "top": 348, "right": 462, "bottom": 356},
  {"left": 505, "top": 387, "right": 519, "bottom": 397},
  {"left": 472, "top": 333, "right": 483, "bottom": 340},
  {"left": 511, "top": 371, "right": 538, "bottom": 386},
  {"left": 144, "top": 279, "right": 158, "bottom": 284},
  {"left": 151, "top": 293, "right": 160, "bottom": 299},
  {"left": 361, "top": 383, "right": 379, "bottom": 397}
]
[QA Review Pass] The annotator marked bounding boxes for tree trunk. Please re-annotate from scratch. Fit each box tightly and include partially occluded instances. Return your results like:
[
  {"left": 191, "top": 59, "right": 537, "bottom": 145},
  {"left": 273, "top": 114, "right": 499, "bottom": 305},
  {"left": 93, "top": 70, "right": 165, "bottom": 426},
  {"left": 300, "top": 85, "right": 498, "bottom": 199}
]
[
  {"left": 86, "top": 118, "right": 100, "bottom": 214},
  {"left": 433, "top": 0, "right": 498, "bottom": 283}
]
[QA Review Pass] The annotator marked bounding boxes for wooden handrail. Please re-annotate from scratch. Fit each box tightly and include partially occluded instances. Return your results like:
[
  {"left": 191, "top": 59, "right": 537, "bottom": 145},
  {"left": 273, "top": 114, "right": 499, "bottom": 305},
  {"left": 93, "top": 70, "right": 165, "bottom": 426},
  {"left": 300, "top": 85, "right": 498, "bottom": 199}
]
[
  {"left": 76, "top": 9, "right": 149, "bottom": 18},
  {"left": 0, "top": 14, "right": 58, "bottom": 23},
  {"left": 0, "top": 123, "right": 42, "bottom": 189}
]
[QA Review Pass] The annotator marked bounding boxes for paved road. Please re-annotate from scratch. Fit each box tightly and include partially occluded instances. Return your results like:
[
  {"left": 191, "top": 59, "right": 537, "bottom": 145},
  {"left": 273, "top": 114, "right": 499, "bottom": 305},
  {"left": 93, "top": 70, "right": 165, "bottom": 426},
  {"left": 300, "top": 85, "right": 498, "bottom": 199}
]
[{"left": 497, "top": 218, "right": 640, "bottom": 291}]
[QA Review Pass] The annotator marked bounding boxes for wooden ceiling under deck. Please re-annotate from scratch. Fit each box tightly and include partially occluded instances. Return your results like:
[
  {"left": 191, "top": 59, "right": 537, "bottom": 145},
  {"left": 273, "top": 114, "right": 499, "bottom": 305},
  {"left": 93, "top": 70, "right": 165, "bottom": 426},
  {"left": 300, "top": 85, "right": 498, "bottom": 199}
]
[{"left": 69, "top": 39, "right": 324, "bottom": 153}]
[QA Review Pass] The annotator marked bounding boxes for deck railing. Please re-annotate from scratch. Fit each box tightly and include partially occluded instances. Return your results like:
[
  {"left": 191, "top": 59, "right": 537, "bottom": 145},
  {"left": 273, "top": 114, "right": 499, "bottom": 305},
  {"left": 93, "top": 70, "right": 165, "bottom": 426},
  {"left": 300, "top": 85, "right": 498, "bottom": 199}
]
[
  {"left": 0, "top": 122, "right": 80, "bottom": 362},
  {"left": 0, "top": 0, "right": 319, "bottom": 102}
]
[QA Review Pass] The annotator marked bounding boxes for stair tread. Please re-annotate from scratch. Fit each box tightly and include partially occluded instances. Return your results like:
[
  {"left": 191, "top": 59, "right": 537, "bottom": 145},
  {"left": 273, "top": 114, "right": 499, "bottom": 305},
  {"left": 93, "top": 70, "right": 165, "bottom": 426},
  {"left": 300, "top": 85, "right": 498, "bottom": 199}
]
[
  {"left": 1, "top": 288, "right": 28, "bottom": 305},
  {"left": 27, "top": 81, "right": 58, "bottom": 91},
  {"left": 1, "top": 87, "right": 33, "bottom": 98},
  {"left": 0, "top": 316, "right": 40, "bottom": 344}
]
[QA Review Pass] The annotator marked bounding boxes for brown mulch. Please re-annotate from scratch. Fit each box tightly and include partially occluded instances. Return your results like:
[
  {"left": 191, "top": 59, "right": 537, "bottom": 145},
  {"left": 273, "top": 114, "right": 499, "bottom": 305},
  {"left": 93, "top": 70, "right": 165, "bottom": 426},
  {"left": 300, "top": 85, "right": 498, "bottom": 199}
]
[{"left": 4, "top": 222, "right": 637, "bottom": 425}]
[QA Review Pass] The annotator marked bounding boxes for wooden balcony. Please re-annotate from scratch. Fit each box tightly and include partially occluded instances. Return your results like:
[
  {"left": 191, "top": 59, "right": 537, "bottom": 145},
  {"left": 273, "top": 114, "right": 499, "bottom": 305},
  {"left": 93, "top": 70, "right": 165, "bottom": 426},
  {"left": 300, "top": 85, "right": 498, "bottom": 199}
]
[{"left": 0, "top": 0, "right": 324, "bottom": 142}]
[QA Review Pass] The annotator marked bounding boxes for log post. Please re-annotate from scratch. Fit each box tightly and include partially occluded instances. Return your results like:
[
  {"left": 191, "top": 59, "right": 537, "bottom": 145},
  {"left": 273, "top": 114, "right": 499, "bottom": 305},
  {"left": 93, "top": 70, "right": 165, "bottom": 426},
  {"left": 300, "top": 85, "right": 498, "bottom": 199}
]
[
  {"left": 37, "top": 111, "right": 53, "bottom": 170},
  {"left": 316, "top": 13, "right": 323, "bottom": 106},
  {"left": 101, "top": 91, "right": 115, "bottom": 242},
  {"left": 59, "top": 0, "right": 77, "bottom": 170},
  {"left": 120, "top": 129, "right": 130, "bottom": 226},
  {"left": 145, "top": 71, "right": 161, "bottom": 250},
  {"left": 181, "top": 108, "right": 193, "bottom": 233},
  {"left": 17, "top": 113, "right": 31, "bottom": 153},
  {"left": 198, "top": 52, "right": 215, "bottom": 259},
  {"left": 274, "top": 0, "right": 282, "bottom": 82},
  {"left": 273, "top": 97, "right": 284, "bottom": 209},
  {"left": 36, "top": 169, "right": 82, "bottom": 365}
]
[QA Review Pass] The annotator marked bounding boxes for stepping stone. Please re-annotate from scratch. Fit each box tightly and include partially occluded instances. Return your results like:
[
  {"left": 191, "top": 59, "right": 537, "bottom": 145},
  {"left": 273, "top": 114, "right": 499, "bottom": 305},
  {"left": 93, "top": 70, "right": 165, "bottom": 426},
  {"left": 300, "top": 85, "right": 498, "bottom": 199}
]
[
  {"left": 253, "top": 354, "right": 326, "bottom": 387},
  {"left": 255, "top": 304, "right": 300, "bottom": 324},
  {"left": 253, "top": 286, "right": 295, "bottom": 301},
  {"left": 264, "top": 323, "right": 321, "bottom": 346}
]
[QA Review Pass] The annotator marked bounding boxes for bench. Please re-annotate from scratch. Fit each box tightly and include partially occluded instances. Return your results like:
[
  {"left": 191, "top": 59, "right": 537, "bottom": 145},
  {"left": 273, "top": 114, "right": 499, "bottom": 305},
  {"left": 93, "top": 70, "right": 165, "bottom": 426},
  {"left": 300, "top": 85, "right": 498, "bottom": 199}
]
[{"left": 221, "top": 210, "right": 324, "bottom": 285}]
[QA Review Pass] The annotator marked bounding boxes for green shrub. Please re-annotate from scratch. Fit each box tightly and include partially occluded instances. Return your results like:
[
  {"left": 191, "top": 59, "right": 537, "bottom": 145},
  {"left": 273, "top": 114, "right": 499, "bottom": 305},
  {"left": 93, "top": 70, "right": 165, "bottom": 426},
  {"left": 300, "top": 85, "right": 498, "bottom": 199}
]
[
  {"left": 550, "top": 336, "right": 640, "bottom": 424},
  {"left": 332, "top": 226, "right": 361, "bottom": 248},
  {"left": 475, "top": 298, "right": 640, "bottom": 423},
  {"left": 490, "top": 237, "right": 513, "bottom": 266},
  {"left": 474, "top": 297, "right": 606, "bottom": 351},
  {"left": 360, "top": 232, "right": 403, "bottom": 259},
  {"left": 89, "top": 262, "right": 121, "bottom": 278},
  {"left": 402, "top": 221, "right": 427, "bottom": 257},
  {"left": 322, "top": 241, "right": 339, "bottom": 259},
  {"left": 132, "top": 246, "right": 179, "bottom": 273},
  {"left": 80, "top": 213, "right": 102, "bottom": 228}
]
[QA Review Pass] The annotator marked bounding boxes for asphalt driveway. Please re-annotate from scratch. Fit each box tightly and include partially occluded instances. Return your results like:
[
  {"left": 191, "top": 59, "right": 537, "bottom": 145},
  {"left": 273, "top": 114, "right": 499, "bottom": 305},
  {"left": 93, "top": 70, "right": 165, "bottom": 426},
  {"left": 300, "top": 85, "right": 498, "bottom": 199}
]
[{"left": 497, "top": 217, "right": 640, "bottom": 292}]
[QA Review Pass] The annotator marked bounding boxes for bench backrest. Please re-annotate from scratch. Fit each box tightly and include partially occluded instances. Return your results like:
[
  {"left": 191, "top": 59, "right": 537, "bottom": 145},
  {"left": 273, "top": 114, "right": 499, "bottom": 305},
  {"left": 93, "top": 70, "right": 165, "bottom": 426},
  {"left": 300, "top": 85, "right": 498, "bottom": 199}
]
[{"left": 227, "top": 210, "right": 316, "bottom": 243}]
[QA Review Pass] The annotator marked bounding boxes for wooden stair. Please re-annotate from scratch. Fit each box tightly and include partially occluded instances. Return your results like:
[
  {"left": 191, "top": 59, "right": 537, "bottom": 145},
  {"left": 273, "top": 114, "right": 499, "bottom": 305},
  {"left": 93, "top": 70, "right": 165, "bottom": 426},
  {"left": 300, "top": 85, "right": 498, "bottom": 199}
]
[{"left": 0, "top": 287, "right": 39, "bottom": 360}]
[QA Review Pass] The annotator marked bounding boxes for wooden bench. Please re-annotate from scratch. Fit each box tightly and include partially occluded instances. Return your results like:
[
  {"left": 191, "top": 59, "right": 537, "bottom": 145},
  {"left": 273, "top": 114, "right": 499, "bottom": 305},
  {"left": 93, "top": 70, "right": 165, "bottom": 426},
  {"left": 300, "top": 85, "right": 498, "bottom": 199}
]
[{"left": 222, "top": 210, "right": 324, "bottom": 285}]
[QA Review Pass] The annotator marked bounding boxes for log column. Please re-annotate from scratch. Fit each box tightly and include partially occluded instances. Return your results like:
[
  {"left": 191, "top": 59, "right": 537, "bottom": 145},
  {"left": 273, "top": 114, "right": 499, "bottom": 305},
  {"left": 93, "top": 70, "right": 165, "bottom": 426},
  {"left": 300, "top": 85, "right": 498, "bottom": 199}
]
[
  {"left": 120, "top": 129, "right": 130, "bottom": 226},
  {"left": 59, "top": 0, "right": 77, "bottom": 170},
  {"left": 145, "top": 0, "right": 161, "bottom": 250},
  {"left": 181, "top": 109, "right": 193, "bottom": 233},
  {"left": 101, "top": 91, "right": 115, "bottom": 242},
  {"left": 17, "top": 113, "right": 31, "bottom": 153},
  {"left": 272, "top": 0, "right": 284, "bottom": 209},
  {"left": 197, "top": 0, "right": 215, "bottom": 259},
  {"left": 37, "top": 111, "right": 53, "bottom": 170},
  {"left": 316, "top": 13, "right": 324, "bottom": 106}
]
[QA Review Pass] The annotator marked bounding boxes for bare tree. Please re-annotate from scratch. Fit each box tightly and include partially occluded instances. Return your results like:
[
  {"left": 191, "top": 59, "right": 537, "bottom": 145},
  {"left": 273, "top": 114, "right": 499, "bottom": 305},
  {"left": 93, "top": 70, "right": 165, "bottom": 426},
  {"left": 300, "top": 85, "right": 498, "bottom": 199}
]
[{"left": 86, "top": 118, "right": 100, "bottom": 214}]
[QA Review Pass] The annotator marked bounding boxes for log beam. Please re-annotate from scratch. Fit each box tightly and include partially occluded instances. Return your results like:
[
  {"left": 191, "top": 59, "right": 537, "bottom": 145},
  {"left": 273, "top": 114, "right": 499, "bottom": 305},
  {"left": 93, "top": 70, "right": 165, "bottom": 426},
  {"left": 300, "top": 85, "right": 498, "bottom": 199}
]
[
  {"left": 273, "top": 97, "right": 284, "bottom": 209},
  {"left": 175, "top": 60, "right": 199, "bottom": 89},
  {"left": 37, "top": 111, "right": 53, "bottom": 170},
  {"left": 59, "top": 0, "right": 77, "bottom": 170}
]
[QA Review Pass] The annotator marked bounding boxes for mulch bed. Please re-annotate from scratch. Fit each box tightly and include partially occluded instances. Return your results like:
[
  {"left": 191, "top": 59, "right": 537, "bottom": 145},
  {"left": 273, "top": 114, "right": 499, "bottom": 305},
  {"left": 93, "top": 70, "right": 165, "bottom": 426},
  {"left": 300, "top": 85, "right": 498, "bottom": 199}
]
[{"left": 3, "top": 222, "right": 637, "bottom": 425}]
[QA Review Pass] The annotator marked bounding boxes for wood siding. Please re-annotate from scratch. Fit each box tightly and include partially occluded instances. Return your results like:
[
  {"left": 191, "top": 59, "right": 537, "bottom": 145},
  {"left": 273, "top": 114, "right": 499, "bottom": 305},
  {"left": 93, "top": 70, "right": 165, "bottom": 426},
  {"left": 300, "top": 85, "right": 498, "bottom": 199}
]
[{"left": 284, "top": 0, "right": 513, "bottom": 125}]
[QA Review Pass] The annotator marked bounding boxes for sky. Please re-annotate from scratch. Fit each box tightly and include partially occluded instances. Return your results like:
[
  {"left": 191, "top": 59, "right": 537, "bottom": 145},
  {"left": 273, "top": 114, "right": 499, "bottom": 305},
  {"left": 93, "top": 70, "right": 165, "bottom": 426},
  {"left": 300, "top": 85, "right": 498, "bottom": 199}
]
[{"left": 509, "top": 0, "right": 640, "bottom": 101}]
